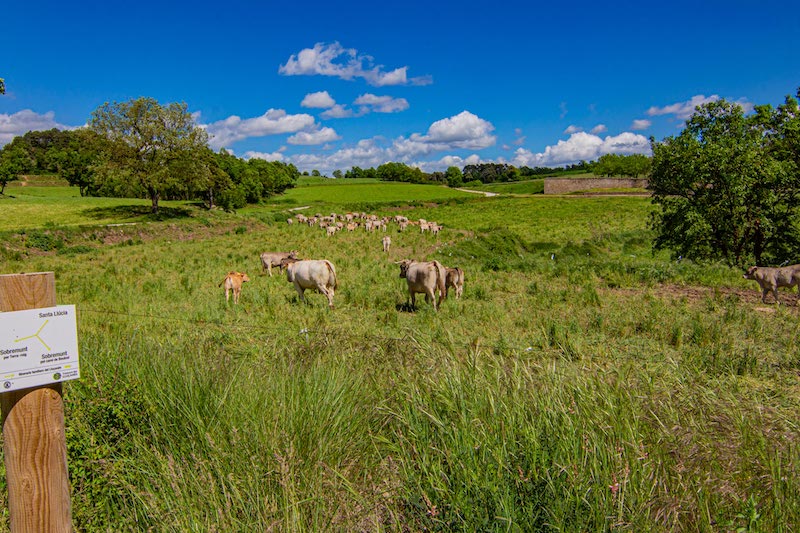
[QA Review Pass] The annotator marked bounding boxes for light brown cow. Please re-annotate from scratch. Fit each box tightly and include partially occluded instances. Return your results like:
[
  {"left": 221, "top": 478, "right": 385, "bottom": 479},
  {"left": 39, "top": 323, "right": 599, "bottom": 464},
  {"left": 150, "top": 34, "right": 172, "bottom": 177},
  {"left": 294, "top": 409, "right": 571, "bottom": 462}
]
[
  {"left": 382, "top": 235, "right": 391, "bottom": 252},
  {"left": 219, "top": 271, "right": 250, "bottom": 304},
  {"left": 445, "top": 267, "right": 464, "bottom": 299},
  {"left": 396, "top": 259, "right": 447, "bottom": 311},
  {"left": 286, "top": 259, "right": 338, "bottom": 308},
  {"left": 260, "top": 250, "right": 299, "bottom": 276},
  {"left": 744, "top": 264, "right": 800, "bottom": 304}
]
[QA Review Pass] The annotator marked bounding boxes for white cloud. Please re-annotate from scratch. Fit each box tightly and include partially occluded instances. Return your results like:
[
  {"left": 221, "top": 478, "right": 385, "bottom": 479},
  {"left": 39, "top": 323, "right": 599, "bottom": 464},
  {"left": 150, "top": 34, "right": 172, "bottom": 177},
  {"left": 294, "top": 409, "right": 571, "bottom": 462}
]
[
  {"left": 273, "top": 111, "right": 496, "bottom": 174},
  {"left": 203, "top": 109, "right": 316, "bottom": 149},
  {"left": 418, "top": 111, "right": 495, "bottom": 147},
  {"left": 630, "top": 119, "right": 652, "bottom": 130},
  {"left": 509, "top": 131, "right": 651, "bottom": 167},
  {"left": 590, "top": 124, "right": 607, "bottom": 134},
  {"left": 320, "top": 104, "right": 354, "bottom": 119},
  {"left": 301, "top": 91, "right": 336, "bottom": 109},
  {"left": 563, "top": 125, "right": 582, "bottom": 134},
  {"left": 0, "top": 109, "right": 75, "bottom": 146},
  {"left": 287, "top": 127, "right": 340, "bottom": 145},
  {"left": 646, "top": 94, "right": 721, "bottom": 120},
  {"left": 279, "top": 42, "right": 432, "bottom": 87},
  {"left": 353, "top": 93, "right": 409, "bottom": 113},
  {"left": 244, "top": 150, "right": 285, "bottom": 161}
]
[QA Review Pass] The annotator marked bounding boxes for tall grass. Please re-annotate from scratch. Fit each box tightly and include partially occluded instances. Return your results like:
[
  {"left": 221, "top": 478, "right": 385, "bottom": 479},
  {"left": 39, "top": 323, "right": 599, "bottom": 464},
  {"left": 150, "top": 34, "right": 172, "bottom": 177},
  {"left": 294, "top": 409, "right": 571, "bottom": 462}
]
[{"left": 1, "top": 186, "right": 799, "bottom": 530}]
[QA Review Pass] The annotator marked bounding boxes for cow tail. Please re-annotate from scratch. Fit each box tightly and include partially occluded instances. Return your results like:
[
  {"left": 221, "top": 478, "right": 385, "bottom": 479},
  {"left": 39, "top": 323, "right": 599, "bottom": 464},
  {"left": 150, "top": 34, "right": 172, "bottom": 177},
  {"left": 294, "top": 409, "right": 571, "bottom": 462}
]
[
  {"left": 326, "top": 260, "right": 338, "bottom": 290},
  {"left": 434, "top": 261, "right": 446, "bottom": 302}
]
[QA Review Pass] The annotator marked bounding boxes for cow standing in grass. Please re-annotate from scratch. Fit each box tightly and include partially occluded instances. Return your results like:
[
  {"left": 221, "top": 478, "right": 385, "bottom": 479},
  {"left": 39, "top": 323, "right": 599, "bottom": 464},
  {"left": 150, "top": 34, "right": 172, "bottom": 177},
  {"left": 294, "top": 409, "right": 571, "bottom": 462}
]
[
  {"left": 286, "top": 259, "right": 338, "bottom": 308},
  {"left": 219, "top": 271, "right": 250, "bottom": 304},
  {"left": 445, "top": 267, "right": 465, "bottom": 299},
  {"left": 260, "top": 250, "right": 298, "bottom": 276},
  {"left": 396, "top": 259, "right": 447, "bottom": 311}
]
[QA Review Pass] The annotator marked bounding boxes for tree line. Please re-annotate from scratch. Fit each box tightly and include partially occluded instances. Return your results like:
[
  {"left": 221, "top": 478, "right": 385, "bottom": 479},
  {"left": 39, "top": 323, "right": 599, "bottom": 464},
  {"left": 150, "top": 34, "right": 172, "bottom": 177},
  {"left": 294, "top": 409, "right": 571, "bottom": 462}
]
[
  {"left": 340, "top": 160, "right": 620, "bottom": 187},
  {"left": 0, "top": 97, "right": 299, "bottom": 212}
]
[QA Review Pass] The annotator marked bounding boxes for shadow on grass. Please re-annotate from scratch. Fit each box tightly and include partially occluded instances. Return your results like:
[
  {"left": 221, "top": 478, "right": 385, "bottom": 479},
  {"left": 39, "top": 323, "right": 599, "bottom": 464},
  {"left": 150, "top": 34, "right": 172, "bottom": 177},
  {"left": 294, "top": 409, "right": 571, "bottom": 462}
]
[{"left": 81, "top": 205, "right": 194, "bottom": 221}]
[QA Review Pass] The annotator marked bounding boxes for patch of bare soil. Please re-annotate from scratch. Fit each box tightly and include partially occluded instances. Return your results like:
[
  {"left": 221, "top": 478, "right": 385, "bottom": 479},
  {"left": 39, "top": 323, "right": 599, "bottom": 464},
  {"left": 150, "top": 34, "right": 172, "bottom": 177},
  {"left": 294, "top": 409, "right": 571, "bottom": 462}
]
[{"left": 604, "top": 284, "right": 799, "bottom": 310}]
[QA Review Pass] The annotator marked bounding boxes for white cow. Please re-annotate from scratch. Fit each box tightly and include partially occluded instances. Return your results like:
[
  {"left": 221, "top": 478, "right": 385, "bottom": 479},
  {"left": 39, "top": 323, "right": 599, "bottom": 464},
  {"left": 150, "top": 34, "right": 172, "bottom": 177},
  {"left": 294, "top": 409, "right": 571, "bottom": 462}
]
[
  {"left": 396, "top": 259, "right": 447, "bottom": 310},
  {"left": 286, "top": 259, "right": 338, "bottom": 308},
  {"left": 382, "top": 235, "right": 391, "bottom": 252}
]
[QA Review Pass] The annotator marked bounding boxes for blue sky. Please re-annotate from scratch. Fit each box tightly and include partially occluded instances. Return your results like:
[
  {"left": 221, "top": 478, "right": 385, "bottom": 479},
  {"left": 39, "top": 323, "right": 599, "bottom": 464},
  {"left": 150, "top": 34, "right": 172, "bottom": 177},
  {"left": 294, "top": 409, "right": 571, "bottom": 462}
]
[{"left": 1, "top": 0, "right": 798, "bottom": 175}]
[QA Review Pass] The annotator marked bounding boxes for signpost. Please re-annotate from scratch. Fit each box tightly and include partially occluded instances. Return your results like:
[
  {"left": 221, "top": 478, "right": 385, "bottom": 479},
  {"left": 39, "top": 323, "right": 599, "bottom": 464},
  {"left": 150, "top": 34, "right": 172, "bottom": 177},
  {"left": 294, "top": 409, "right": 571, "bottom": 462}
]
[{"left": 0, "top": 272, "right": 73, "bottom": 532}]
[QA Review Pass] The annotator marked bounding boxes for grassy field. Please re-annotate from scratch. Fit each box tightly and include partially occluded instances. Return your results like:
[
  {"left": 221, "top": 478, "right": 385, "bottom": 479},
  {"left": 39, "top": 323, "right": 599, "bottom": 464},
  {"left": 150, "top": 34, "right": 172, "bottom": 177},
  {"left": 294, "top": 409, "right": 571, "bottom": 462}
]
[{"left": 1, "top": 183, "right": 798, "bottom": 531}]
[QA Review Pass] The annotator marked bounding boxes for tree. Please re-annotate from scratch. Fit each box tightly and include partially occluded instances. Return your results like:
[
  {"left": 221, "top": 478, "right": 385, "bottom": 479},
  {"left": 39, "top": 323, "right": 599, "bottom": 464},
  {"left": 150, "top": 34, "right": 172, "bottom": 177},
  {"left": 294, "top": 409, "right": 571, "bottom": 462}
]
[
  {"left": 0, "top": 143, "right": 32, "bottom": 194},
  {"left": 445, "top": 166, "right": 463, "bottom": 187},
  {"left": 332, "top": 170, "right": 343, "bottom": 179},
  {"left": 649, "top": 92, "right": 800, "bottom": 267},
  {"left": 0, "top": 78, "right": 5, "bottom": 94},
  {"left": 49, "top": 129, "right": 107, "bottom": 196},
  {"left": 89, "top": 97, "right": 209, "bottom": 213}
]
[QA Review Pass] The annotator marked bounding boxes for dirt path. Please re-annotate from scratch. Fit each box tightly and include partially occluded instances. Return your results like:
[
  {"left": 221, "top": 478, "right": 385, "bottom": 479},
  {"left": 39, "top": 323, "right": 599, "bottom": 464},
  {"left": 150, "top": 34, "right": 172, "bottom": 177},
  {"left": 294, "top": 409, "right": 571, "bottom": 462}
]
[{"left": 456, "top": 188, "right": 498, "bottom": 197}]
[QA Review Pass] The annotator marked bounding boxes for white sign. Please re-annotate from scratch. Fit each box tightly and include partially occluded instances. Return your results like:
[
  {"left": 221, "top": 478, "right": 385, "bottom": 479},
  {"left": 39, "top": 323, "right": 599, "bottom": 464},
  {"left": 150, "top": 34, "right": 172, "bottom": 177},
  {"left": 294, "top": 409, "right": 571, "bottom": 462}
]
[{"left": 0, "top": 305, "right": 80, "bottom": 392}]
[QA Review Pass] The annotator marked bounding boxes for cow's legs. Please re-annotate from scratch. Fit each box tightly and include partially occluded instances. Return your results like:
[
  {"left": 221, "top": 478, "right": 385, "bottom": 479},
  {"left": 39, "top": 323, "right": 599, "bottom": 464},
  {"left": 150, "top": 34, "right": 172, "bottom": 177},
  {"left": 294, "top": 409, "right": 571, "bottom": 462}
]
[{"left": 294, "top": 284, "right": 306, "bottom": 303}]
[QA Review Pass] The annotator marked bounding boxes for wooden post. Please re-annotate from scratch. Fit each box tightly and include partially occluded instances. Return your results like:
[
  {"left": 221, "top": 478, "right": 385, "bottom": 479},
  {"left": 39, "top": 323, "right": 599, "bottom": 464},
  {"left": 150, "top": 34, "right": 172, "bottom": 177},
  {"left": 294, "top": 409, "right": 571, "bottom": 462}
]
[{"left": 0, "top": 272, "right": 72, "bottom": 532}]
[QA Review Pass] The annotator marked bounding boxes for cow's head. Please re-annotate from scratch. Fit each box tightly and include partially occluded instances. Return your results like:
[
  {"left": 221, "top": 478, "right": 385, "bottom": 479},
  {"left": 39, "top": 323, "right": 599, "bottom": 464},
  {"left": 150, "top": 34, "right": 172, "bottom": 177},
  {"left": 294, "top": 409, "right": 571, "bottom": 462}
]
[
  {"left": 396, "top": 260, "right": 413, "bottom": 278},
  {"left": 744, "top": 266, "right": 758, "bottom": 279}
]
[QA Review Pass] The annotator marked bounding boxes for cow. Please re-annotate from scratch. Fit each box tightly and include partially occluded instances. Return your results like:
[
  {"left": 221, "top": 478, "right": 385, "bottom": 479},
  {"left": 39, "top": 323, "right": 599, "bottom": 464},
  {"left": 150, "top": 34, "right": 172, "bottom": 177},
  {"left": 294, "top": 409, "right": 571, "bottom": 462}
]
[
  {"left": 445, "top": 267, "right": 465, "bottom": 299},
  {"left": 326, "top": 225, "right": 338, "bottom": 237},
  {"left": 260, "top": 250, "right": 299, "bottom": 277},
  {"left": 396, "top": 259, "right": 447, "bottom": 311},
  {"left": 743, "top": 264, "right": 800, "bottom": 304},
  {"left": 286, "top": 259, "right": 338, "bottom": 308},
  {"left": 219, "top": 271, "right": 250, "bottom": 304},
  {"left": 382, "top": 235, "right": 391, "bottom": 253}
]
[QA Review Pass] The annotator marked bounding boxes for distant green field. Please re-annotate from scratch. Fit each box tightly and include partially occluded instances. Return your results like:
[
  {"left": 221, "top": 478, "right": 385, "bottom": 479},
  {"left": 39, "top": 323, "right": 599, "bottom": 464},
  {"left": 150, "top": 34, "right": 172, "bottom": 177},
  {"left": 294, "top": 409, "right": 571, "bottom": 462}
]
[
  {"left": 253, "top": 181, "right": 478, "bottom": 209},
  {"left": 295, "top": 176, "right": 379, "bottom": 186},
  {"left": 468, "top": 179, "right": 544, "bottom": 195}
]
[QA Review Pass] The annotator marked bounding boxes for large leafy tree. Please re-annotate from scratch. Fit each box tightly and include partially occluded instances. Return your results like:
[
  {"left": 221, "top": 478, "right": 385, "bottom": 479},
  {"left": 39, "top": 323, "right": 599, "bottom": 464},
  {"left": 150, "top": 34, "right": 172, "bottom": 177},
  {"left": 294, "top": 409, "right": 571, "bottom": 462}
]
[
  {"left": 649, "top": 91, "right": 800, "bottom": 267},
  {"left": 0, "top": 143, "right": 32, "bottom": 194},
  {"left": 89, "top": 97, "right": 209, "bottom": 213}
]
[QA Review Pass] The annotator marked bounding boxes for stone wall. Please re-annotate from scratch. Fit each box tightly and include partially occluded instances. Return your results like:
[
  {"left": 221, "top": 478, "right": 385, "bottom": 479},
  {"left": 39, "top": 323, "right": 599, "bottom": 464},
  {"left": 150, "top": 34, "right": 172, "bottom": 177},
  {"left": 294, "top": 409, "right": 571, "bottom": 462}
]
[{"left": 544, "top": 178, "right": 649, "bottom": 194}]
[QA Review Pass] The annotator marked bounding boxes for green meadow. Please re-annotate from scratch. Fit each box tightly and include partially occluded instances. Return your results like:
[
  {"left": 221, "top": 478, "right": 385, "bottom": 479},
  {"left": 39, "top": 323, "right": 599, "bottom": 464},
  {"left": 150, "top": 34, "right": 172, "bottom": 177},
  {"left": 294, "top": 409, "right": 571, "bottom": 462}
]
[{"left": 1, "top": 182, "right": 798, "bottom": 531}]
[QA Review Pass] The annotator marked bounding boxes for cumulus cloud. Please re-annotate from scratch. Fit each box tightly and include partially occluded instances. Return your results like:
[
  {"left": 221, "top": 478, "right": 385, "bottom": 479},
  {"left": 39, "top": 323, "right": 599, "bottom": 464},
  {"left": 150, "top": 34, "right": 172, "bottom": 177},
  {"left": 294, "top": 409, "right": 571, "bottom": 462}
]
[
  {"left": 353, "top": 93, "right": 409, "bottom": 113},
  {"left": 320, "top": 104, "right": 354, "bottom": 119},
  {"left": 647, "top": 94, "right": 754, "bottom": 120},
  {"left": 564, "top": 125, "right": 583, "bottom": 134},
  {"left": 279, "top": 42, "right": 432, "bottom": 87},
  {"left": 646, "top": 94, "right": 721, "bottom": 120},
  {"left": 287, "top": 127, "right": 340, "bottom": 145},
  {"left": 0, "top": 109, "right": 75, "bottom": 146},
  {"left": 418, "top": 111, "right": 495, "bottom": 147},
  {"left": 244, "top": 150, "right": 285, "bottom": 161},
  {"left": 509, "top": 131, "right": 651, "bottom": 168},
  {"left": 203, "top": 109, "right": 316, "bottom": 149},
  {"left": 270, "top": 111, "right": 496, "bottom": 175},
  {"left": 301, "top": 91, "right": 336, "bottom": 109},
  {"left": 630, "top": 119, "right": 652, "bottom": 130},
  {"left": 590, "top": 124, "right": 607, "bottom": 134}
]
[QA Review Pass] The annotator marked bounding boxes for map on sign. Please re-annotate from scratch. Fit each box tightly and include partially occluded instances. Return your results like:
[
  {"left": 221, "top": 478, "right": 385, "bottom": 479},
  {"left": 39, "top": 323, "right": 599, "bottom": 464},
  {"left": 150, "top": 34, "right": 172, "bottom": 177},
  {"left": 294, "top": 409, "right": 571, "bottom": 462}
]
[{"left": 0, "top": 305, "right": 80, "bottom": 392}]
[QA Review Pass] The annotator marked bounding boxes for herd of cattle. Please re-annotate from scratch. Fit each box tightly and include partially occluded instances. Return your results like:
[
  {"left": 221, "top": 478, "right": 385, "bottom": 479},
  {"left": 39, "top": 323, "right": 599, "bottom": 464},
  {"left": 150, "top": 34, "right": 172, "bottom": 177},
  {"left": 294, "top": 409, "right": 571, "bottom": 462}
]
[
  {"left": 218, "top": 211, "right": 800, "bottom": 308},
  {"left": 218, "top": 211, "right": 464, "bottom": 310}
]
